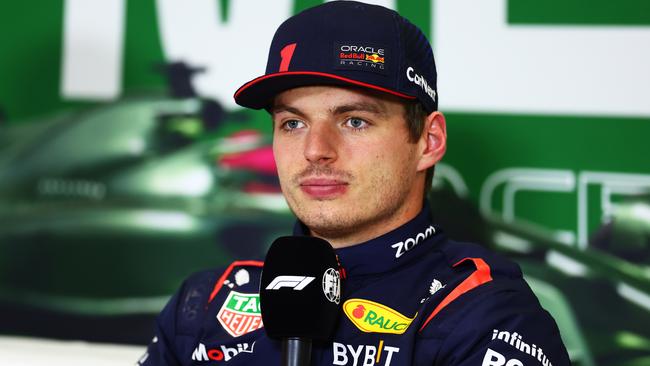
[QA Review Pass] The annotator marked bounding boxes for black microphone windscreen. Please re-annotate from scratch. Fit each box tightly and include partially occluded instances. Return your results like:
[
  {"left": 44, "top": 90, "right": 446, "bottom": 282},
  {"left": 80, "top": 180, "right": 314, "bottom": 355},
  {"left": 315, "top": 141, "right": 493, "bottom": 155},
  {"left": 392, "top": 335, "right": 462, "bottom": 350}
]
[{"left": 260, "top": 236, "right": 342, "bottom": 340}]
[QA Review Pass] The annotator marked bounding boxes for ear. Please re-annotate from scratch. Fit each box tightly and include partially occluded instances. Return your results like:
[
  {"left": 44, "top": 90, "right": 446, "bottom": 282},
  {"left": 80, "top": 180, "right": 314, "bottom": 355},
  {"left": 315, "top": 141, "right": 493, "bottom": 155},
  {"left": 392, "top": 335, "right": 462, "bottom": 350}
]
[{"left": 416, "top": 111, "right": 447, "bottom": 172}]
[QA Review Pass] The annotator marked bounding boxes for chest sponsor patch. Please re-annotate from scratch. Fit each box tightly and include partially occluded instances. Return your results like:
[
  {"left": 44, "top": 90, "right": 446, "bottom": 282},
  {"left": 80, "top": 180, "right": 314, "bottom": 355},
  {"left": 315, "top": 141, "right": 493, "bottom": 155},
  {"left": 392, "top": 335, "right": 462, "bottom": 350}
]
[
  {"left": 343, "top": 299, "right": 415, "bottom": 335},
  {"left": 333, "top": 340, "right": 400, "bottom": 366},
  {"left": 191, "top": 341, "right": 256, "bottom": 363},
  {"left": 217, "top": 291, "right": 263, "bottom": 337}
]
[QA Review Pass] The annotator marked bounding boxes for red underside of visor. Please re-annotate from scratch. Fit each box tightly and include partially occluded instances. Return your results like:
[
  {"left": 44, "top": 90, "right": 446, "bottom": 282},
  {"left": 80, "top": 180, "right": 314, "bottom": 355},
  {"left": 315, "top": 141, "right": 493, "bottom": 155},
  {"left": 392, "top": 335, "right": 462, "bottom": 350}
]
[{"left": 234, "top": 71, "right": 416, "bottom": 101}]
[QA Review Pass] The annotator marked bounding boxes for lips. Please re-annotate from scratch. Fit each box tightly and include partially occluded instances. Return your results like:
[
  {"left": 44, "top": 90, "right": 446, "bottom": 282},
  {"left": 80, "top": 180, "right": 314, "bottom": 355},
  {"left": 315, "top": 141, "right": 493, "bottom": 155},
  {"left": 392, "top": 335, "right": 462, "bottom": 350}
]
[{"left": 299, "top": 178, "right": 348, "bottom": 199}]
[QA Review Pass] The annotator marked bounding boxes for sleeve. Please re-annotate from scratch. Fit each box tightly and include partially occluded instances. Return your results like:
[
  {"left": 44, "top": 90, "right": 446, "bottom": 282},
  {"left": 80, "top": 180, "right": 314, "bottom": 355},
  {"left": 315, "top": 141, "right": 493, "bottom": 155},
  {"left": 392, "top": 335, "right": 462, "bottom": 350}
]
[
  {"left": 137, "top": 270, "right": 218, "bottom": 366},
  {"left": 137, "top": 290, "right": 184, "bottom": 366},
  {"left": 429, "top": 285, "right": 571, "bottom": 366}
]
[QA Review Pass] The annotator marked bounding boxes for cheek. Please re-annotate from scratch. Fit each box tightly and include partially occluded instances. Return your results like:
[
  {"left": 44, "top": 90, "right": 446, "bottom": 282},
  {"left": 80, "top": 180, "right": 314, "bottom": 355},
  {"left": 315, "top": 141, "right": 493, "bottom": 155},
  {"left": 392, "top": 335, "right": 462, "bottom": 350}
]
[
  {"left": 376, "top": 145, "right": 418, "bottom": 175},
  {"left": 352, "top": 148, "right": 393, "bottom": 181},
  {"left": 273, "top": 143, "right": 299, "bottom": 179}
]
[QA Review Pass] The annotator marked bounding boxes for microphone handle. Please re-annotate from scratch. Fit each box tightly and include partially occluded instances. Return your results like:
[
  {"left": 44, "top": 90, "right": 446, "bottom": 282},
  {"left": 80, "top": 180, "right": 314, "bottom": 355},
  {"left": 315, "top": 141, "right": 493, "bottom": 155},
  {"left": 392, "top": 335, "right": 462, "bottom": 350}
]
[{"left": 282, "top": 337, "right": 312, "bottom": 366}]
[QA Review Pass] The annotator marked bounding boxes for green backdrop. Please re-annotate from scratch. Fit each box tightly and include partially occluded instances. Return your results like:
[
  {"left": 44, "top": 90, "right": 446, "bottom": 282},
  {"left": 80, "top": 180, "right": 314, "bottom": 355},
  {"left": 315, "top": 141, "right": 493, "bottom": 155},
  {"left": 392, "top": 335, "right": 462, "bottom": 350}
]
[{"left": 1, "top": 1, "right": 649, "bottom": 364}]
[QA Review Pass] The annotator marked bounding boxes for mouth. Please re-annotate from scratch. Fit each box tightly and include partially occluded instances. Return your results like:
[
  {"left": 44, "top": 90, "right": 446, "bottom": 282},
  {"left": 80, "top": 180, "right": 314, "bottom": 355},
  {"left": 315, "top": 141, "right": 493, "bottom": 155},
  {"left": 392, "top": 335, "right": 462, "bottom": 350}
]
[{"left": 299, "top": 178, "right": 349, "bottom": 199}]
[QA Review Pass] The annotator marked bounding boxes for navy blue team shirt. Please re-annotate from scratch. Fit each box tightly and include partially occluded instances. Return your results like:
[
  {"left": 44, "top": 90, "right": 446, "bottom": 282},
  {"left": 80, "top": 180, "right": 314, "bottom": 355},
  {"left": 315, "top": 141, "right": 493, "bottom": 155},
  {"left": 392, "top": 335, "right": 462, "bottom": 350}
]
[{"left": 138, "top": 202, "right": 570, "bottom": 365}]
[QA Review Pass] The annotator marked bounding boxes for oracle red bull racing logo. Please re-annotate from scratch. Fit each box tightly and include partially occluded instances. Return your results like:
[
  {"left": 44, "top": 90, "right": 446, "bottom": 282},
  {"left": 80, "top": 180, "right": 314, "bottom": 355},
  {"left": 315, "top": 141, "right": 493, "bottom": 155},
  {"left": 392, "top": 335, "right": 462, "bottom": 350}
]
[
  {"left": 336, "top": 43, "right": 386, "bottom": 73},
  {"left": 217, "top": 291, "right": 263, "bottom": 337}
]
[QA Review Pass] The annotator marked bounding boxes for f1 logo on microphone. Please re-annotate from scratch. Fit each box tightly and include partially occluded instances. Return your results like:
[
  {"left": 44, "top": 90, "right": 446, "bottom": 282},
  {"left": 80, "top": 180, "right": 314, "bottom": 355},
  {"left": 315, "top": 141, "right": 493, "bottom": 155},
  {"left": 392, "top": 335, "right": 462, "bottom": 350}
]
[{"left": 266, "top": 276, "right": 315, "bottom": 290}]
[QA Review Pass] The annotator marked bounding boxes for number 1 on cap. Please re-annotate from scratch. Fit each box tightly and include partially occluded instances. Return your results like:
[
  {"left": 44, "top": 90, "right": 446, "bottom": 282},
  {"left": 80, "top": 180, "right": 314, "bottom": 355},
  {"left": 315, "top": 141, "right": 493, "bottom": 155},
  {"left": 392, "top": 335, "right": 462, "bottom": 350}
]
[{"left": 279, "top": 43, "right": 297, "bottom": 72}]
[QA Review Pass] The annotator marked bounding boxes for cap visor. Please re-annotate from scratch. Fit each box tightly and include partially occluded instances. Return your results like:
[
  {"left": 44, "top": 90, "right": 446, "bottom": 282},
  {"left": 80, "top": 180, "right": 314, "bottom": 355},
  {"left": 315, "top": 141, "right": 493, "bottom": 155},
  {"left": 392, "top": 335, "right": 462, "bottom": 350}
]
[{"left": 234, "top": 71, "right": 416, "bottom": 110}]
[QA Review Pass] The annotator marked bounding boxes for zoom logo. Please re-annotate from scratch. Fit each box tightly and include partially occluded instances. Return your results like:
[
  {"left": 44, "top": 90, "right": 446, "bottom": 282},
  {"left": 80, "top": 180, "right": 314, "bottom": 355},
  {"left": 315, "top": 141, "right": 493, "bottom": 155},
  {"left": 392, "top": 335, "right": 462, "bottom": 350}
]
[
  {"left": 265, "top": 276, "right": 315, "bottom": 290},
  {"left": 391, "top": 225, "right": 436, "bottom": 258}
]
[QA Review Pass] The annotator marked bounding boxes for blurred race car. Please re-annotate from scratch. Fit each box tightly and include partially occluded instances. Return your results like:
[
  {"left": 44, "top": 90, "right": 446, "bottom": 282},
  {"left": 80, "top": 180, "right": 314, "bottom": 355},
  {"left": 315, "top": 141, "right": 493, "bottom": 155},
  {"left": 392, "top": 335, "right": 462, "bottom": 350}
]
[
  {"left": 481, "top": 195, "right": 650, "bottom": 366},
  {"left": 0, "top": 63, "right": 294, "bottom": 342}
]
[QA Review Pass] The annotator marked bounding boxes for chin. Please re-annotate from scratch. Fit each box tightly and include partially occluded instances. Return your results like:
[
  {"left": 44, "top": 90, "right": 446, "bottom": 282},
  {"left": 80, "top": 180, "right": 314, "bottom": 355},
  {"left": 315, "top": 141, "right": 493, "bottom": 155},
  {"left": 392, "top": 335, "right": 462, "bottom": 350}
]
[
  {"left": 295, "top": 203, "right": 353, "bottom": 228},
  {"left": 288, "top": 190, "right": 370, "bottom": 226},
  {"left": 316, "top": 207, "right": 375, "bottom": 232}
]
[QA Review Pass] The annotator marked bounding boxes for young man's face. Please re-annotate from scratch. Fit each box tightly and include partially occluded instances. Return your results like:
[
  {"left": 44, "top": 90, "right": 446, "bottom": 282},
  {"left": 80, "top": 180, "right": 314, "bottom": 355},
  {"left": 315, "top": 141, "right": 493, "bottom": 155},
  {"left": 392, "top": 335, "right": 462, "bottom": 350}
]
[{"left": 272, "top": 86, "right": 437, "bottom": 247}]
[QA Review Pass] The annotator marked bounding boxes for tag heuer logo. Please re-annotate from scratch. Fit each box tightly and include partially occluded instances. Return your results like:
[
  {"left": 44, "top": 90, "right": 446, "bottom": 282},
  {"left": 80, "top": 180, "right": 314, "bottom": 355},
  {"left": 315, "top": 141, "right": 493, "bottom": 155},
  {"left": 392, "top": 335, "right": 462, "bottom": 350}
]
[{"left": 217, "top": 291, "right": 263, "bottom": 337}]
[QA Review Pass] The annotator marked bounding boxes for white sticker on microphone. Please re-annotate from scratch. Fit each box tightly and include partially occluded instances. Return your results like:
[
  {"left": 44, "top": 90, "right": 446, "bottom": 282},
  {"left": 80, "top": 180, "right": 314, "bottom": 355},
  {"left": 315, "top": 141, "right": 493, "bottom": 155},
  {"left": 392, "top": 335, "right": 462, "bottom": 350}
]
[{"left": 323, "top": 268, "right": 341, "bottom": 304}]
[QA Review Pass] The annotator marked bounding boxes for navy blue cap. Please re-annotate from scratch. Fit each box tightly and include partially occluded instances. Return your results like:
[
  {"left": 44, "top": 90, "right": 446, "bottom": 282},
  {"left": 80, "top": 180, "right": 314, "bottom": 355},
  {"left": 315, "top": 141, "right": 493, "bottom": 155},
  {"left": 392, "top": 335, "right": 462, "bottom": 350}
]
[{"left": 234, "top": 1, "right": 438, "bottom": 114}]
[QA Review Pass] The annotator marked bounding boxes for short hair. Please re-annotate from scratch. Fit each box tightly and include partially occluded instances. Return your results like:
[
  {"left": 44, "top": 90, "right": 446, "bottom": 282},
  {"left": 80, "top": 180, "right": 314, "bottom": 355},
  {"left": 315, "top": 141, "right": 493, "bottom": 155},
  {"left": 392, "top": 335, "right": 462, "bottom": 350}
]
[{"left": 404, "top": 101, "right": 435, "bottom": 200}]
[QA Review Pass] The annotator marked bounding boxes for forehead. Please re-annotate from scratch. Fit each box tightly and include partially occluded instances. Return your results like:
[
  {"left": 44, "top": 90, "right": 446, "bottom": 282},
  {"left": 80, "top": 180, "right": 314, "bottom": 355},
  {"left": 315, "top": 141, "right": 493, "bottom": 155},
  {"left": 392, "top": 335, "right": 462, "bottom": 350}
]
[{"left": 271, "top": 86, "right": 406, "bottom": 116}]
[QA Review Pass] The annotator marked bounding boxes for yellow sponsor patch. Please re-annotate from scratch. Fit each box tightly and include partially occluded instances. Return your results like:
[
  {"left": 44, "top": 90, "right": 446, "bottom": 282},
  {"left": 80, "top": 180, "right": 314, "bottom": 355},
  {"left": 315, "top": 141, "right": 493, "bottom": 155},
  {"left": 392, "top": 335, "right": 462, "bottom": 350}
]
[{"left": 343, "top": 299, "right": 415, "bottom": 334}]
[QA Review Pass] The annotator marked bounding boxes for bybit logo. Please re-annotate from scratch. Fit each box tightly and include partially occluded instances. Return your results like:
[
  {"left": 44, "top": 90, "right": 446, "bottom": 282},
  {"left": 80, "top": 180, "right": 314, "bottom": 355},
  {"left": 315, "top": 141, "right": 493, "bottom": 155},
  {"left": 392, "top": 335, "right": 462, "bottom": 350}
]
[{"left": 333, "top": 340, "right": 400, "bottom": 366}]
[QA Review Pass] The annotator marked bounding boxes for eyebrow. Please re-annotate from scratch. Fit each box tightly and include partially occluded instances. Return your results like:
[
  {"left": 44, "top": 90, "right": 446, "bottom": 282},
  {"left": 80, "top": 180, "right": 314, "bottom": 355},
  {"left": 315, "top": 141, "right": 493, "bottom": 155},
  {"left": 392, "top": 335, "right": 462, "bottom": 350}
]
[
  {"left": 272, "top": 101, "right": 387, "bottom": 118},
  {"left": 331, "top": 102, "right": 387, "bottom": 117},
  {"left": 271, "top": 104, "right": 306, "bottom": 118}
]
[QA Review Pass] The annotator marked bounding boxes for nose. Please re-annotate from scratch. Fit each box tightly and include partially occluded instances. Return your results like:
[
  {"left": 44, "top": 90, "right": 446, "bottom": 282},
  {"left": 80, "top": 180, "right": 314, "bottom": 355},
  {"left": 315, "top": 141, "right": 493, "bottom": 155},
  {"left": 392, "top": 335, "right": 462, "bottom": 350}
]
[{"left": 304, "top": 123, "right": 338, "bottom": 165}]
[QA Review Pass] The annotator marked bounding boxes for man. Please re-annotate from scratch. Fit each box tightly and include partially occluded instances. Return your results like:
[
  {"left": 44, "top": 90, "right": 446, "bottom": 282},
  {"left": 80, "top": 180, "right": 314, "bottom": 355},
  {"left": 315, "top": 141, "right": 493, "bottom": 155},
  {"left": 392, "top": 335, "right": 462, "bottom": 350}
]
[{"left": 139, "top": 2, "right": 570, "bottom": 365}]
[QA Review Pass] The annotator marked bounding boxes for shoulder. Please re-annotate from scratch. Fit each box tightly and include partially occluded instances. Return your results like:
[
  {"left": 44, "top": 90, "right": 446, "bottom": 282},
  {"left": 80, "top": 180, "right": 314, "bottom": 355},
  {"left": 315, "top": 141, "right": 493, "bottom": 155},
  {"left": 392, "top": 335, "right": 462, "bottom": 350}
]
[
  {"left": 159, "top": 260, "right": 264, "bottom": 335},
  {"left": 140, "top": 261, "right": 265, "bottom": 365},
  {"left": 419, "top": 239, "right": 570, "bottom": 365},
  {"left": 436, "top": 238, "right": 523, "bottom": 279},
  {"left": 418, "top": 239, "right": 532, "bottom": 329},
  {"left": 429, "top": 285, "right": 570, "bottom": 366}
]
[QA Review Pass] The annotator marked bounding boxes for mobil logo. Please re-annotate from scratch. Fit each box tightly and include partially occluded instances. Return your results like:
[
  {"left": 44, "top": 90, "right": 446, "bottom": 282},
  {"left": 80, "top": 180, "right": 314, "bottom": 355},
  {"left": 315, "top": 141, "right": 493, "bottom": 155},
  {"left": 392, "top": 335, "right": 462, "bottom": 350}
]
[
  {"left": 343, "top": 299, "right": 415, "bottom": 335},
  {"left": 217, "top": 291, "right": 263, "bottom": 337},
  {"left": 191, "top": 342, "right": 255, "bottom": 362}
]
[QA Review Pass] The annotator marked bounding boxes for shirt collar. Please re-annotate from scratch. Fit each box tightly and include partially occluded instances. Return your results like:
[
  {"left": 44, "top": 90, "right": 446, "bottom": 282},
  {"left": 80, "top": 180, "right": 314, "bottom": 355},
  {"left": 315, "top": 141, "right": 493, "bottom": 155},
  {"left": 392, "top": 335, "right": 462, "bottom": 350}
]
[{"left": 291, "top": 201, "right": 444, "bottom": 277}]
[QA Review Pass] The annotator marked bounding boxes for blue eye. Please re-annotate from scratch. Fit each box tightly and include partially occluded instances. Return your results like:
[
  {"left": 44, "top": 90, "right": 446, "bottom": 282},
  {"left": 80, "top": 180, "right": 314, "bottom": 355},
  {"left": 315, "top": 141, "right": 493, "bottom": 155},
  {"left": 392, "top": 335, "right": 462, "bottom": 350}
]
[
  {"left": 346, "top": 118, "right": 368, "bottom": 129},
  {"left": 282, "top": 120, "right": 305, "bottom": 131}
]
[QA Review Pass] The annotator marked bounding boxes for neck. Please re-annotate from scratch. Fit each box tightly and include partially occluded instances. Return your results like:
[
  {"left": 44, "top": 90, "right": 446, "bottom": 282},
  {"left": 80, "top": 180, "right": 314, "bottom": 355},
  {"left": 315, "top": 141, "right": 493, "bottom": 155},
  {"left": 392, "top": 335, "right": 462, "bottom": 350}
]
[{"left": 308, "top": 199, "right": 424, "bottom": 248}]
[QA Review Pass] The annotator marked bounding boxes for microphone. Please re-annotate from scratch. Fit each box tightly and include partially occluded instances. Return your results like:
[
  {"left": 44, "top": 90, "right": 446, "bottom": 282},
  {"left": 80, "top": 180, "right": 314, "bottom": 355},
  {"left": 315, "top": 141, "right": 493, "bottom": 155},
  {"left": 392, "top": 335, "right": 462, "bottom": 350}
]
[{"left": 260, "top": 236, "right": 343, "bottom": 366}]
